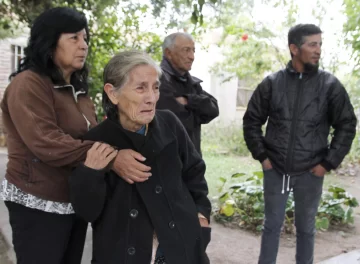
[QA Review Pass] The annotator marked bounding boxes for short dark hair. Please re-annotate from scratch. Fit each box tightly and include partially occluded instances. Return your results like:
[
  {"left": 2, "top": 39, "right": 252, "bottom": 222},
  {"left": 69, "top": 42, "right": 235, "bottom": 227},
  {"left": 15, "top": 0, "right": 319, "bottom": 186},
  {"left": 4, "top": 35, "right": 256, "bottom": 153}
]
[
  {"left": 288, "top": 24, "right": 322, "bottom": 57},
  {"left": 11, "top": 7, "right": 90, "bottom": 92}
]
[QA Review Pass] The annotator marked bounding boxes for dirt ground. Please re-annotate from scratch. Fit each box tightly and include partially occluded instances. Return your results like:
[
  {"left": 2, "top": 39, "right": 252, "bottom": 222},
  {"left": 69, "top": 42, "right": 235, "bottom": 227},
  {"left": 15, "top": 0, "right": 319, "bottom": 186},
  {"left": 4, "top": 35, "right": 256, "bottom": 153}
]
[
  {"left": 206, "top": 166, "right": 360, "bottom": 264},
  {"left": 1, "top": 168, "right": 359, "bottom": 264},
  {"left": 0, "top": 232, "right": 12, "bottom": 264}
]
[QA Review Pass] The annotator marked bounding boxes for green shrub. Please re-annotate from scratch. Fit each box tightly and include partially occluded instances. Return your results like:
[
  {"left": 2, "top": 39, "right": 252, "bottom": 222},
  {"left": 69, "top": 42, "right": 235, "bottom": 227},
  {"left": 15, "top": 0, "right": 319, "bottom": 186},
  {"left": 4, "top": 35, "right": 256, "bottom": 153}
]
[
  {"left": 343, "top": 132, "right": 360, "bottom": 164},
  {"left": 202, "top": 122, "right": 250, "bottom": 156},
  {"left": 212, "top": 171, "right": 359, "bottom": 233}
]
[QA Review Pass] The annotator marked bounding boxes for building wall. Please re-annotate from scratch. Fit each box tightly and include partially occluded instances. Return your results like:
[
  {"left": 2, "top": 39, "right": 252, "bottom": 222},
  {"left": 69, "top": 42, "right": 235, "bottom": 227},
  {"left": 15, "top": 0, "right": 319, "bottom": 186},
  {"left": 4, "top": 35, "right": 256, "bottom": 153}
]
[
  {"left": 0, "top": 35, "right": 27, "bottom": 137},
  {"left": 190, "top": 29, "right": 246, "bottom": 126},
  {"left": 0, "top": 39, "right": 12, "bottom": 135}
]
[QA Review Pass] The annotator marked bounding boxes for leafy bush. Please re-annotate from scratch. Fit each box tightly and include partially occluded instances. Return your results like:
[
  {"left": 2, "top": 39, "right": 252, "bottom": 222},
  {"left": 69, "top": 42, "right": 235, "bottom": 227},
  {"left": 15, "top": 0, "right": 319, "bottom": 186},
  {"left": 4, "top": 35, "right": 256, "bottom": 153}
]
[
  {"left": 333, "top": 132, "right": 360, "bottom": 177},
  {"left": 91, "top": 92, "right": 105, "bottom": 120},
  {"left": 343, "top": 132, "right": 360, "bottom": 164},
  {"left": 202, "top": 122, "right": 250, "bottom": 156},
  {"left": 212, "top": 172, "right": 359, "bottom": 233}
]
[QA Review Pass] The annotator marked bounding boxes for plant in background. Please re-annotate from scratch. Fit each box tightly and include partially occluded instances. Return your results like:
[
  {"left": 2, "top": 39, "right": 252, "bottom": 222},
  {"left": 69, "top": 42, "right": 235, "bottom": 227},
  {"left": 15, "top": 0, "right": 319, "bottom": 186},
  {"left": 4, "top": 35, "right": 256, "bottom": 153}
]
[
  {"left": 344, "top": 0, "right": 360, "bottom": 71},
  {"left": 213, "top": 172, "right": 266, "bottom": 232},
  {"left": 316, "top": 185, "right": 359, "bottom": 229},
  {"left": 213, "top": 171, "right": 359, "bottom": 233},
  {"left": 201, "top": 122, "right": 250, "bottom": 156},
  {"left": 91, "top": 93, "right": 104, "bottom": 120}
]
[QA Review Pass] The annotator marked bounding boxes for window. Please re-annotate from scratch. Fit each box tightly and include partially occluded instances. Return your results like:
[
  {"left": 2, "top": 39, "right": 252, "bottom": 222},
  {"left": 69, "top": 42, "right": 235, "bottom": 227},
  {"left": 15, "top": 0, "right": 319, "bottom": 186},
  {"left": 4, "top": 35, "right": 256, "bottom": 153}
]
[
  {"left": 237, "top": 88, "right": 254, "bottom": 108},
  {"left": 236, "top": 79, "right": 254, "bottom": 108},
  {"left": 11, "top": 45, "right": 25, "bottom": 72}
]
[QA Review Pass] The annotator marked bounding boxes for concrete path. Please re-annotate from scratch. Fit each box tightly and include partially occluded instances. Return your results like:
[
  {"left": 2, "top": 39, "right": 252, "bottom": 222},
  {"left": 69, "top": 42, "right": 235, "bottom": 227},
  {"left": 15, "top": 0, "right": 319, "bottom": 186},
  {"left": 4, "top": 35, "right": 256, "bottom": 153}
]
[{"left": 318, "top": 250, "right": 360, "bottom": 264}]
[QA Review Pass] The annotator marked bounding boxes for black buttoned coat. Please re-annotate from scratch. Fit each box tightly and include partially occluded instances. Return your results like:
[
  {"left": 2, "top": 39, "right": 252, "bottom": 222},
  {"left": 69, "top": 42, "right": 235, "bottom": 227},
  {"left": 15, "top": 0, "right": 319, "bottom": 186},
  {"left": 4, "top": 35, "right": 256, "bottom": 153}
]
[{"left": 69, "top": 110, "right": 211, "bottom": 264}]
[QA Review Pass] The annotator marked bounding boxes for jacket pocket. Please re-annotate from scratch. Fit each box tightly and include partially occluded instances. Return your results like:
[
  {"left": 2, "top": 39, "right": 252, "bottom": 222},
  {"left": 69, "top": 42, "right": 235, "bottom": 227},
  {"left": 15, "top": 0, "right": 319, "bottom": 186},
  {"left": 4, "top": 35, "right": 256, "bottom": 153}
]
[
  {"left": 263, "top": 168, "right": 274, "bottom": 172},
  {"left": 309, "top": 171, "right": 325, "bottom": 180}
]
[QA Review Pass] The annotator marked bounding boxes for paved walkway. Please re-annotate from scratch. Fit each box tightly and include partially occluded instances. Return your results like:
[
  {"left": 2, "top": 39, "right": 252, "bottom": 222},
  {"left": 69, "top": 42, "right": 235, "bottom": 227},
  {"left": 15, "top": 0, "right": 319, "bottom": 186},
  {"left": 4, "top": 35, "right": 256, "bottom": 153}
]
[{"left": 318, "top": 250, "right": 360, "bottom": 264}]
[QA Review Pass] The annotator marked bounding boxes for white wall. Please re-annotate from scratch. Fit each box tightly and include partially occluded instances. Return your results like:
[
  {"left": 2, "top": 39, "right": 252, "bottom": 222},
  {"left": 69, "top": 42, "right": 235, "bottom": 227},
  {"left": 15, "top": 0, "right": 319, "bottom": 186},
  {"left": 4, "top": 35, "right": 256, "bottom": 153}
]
[{"left": 189, "top": 30, "right": 241, "bottom": 125}]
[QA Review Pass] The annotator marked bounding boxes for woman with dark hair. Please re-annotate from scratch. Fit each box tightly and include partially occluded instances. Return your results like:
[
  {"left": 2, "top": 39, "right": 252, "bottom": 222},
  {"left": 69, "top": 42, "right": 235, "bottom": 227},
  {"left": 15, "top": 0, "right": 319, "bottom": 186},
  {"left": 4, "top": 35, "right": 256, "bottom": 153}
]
[
  {"left": 0, "top": 7, "right": 116, "bottom": 264},
  {"left": 69, "top": 50, "right": 212, "bottom": 264}
]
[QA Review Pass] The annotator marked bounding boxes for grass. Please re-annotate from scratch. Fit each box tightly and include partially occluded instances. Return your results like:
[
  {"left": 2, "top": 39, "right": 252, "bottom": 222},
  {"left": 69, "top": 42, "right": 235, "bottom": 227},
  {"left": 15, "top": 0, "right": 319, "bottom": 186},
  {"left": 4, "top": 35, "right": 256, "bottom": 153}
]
[
  {"left": 203, "top": 152, "right": 261, "bottom": 197},
  {"left": 201, "top": 122, "right": 258, "bottom": 196},
  {"left": 202, "top": 151, "right": 351, "bottom": 198}
]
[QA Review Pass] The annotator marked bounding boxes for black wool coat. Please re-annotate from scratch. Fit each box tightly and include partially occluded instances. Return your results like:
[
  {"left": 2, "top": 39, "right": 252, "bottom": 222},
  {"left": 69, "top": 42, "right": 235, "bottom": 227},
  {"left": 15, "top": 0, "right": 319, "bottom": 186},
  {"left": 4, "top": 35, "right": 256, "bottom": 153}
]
[{"left": 69, "top": 110, "right": 212, "bottom": 264}]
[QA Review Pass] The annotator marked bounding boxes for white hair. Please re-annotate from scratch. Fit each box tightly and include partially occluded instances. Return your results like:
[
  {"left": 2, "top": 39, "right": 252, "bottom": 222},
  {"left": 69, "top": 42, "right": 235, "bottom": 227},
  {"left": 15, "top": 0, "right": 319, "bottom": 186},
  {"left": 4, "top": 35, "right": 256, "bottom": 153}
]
[
  {"left": 103, "top": 50, "right": 162, "bottom": 90},
  {"left": 162, "top": 32, "right": 194, "bottom": 54}
]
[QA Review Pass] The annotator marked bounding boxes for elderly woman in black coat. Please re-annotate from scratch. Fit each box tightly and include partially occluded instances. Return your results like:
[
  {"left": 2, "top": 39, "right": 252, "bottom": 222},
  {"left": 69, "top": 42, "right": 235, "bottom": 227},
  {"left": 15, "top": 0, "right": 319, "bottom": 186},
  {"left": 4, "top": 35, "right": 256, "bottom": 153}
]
[{"left": 69, "top": 50, "right": 211, "bottom": 264}]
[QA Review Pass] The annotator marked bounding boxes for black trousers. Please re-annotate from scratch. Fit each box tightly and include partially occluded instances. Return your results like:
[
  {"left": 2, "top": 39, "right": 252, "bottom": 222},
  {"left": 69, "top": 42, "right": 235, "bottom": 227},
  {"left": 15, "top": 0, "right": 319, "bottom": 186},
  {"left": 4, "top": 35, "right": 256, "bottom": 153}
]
[{"left": 5, "top": 201, "right": 88, "bottom": 264}]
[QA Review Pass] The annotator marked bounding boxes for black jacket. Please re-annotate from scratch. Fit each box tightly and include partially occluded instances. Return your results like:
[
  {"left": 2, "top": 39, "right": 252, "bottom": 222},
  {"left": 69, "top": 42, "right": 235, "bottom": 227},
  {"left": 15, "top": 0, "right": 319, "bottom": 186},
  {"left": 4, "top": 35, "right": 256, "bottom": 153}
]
[
  {"left": 157, "top": 58, "right": 219, "bottom": 154},
  {"left": 243, "top": 61, "right": 357, "bottom": 175},
  {"left": 69, "top": 110, "right": 211, "bottom": 264}
]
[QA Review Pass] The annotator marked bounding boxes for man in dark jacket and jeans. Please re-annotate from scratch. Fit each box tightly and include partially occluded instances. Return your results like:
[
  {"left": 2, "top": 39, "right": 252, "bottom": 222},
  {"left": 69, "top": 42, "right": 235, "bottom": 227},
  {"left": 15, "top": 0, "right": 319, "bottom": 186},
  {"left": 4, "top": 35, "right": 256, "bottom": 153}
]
[
  {"left": 157, "top": 32, "right": 219, "bottom": 155},
  {"left": 243, "top": 24, "right": 357, "bottom": 264}
]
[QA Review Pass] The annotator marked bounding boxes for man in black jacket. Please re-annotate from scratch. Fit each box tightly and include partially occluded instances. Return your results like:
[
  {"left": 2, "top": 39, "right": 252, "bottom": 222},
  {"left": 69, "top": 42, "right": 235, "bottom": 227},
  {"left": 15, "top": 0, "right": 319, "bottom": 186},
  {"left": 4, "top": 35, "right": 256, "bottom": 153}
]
[
  {"left": 243, "top": 24, "right": 357, "bottom": 264},
  {"left": 157, "top": 32, "right": 219, "bottom": 155}
]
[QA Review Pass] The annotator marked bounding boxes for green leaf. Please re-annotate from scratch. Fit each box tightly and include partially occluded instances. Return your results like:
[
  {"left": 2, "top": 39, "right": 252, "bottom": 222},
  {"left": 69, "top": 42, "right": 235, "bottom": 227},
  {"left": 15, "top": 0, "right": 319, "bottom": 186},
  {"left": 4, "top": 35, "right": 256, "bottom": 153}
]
[
  {"left": 253, "top": 171, "right": 264, "bottom": 179},
  {"left": 245, "top": 176, "right": 256, "bottom": 182},
  {"left": 219, "top": 192, "right": 230, "bottom": 203},
  {"left": 198, "top": 0, "right": 205, "bottom": 9},
  {"left": 219, "top": 176, "right": 227, "bottom": 183},
  {"left": 344, "top": 207, "right": 354, "bottom": 224},
  {"left": 191, "top": 11, "right": 198, "bottom": 24},
  {"left": 316, "top": 217, "right": 330, "bottom": 230},
  {"left": 231, "top": 173, "right": 246, "bottom": 178},
  {"left": 328, "top": 185, "right": 346, "bottom": 194},
  {"left": 347, "top": 197, "right": 359, "bottom": 207},
  {"left": 220, "top": 200, "right": 235, "bottom": 217}
]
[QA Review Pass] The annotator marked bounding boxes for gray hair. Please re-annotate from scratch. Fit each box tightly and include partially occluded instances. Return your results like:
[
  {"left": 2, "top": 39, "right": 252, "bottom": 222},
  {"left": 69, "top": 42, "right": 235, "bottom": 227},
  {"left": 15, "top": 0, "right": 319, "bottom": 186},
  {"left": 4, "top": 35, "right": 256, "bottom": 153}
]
[
  {"left": 102, "top": 50, "right": 162, "bottom": 120},
  {"left": 103, "top": 50, "right": 162, "bottom": 88},
  {"left": 162, "top": 32, "right": 194, "bottom": 54}
]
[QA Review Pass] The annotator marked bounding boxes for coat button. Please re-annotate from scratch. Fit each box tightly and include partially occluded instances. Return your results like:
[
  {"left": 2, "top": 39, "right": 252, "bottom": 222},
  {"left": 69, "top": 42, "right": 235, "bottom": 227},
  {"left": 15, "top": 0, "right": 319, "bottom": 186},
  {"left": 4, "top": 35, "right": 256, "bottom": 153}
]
[
  {"left": 129, "top": 209, "right": 138, "bottom": 218},
  {"left": 168, "top": 221, "right": 175, "bottom": 229},
  {"left": 127, "top": 247, "right": 136, "bottom": 255},
  {"left": 32, "top": 158, "right": 39, "bottom": 163},
  {"left": 155, "top": 185, "right": 162, "bottom": 194}
]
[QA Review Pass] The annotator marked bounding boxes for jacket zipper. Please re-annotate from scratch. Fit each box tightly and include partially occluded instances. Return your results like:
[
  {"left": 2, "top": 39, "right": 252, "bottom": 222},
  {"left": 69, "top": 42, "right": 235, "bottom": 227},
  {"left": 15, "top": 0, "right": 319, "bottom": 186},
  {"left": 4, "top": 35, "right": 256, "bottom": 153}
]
[
  {"left": 54, "top": 85, "right": 91, "bottom": 129},
  {"left": 285, "top": 73, "right": 303, "bottom": 174},
  {"left": 72, "top": 88, "right": 91, "bottom": 130}
]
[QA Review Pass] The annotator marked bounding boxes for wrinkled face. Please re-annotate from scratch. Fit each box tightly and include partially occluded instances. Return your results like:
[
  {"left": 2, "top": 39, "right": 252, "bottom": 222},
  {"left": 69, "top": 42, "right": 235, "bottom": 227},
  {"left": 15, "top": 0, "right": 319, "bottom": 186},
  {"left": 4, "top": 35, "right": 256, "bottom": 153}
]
[
  {"left": 106, "top": 65, "right": 160, "bottom": 131},
  {"left": 165, "top": 35, "right": 195, "bottom": 74},
  {"left": 292, "top": 34, "right": 322, "bottom": 67},
  {"left": 53, "top": 29, "right": 88, "bottom": 76}
]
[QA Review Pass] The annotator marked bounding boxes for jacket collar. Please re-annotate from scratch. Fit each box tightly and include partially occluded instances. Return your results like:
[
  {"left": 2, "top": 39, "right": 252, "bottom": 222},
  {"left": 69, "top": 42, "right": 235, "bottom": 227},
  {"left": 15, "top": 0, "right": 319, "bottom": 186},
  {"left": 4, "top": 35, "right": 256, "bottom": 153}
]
[
  {"left": 82, "top": 112, "right": 175, "bottom": 164},
  {"left": 53, "top": 84, "right": 86, "bottom": 103},
  {"left": 161, "top": 57, "right": 203, "bottom": 85},
  {"left": 286, "top": 60, "right": 319, "bottom": 77}
]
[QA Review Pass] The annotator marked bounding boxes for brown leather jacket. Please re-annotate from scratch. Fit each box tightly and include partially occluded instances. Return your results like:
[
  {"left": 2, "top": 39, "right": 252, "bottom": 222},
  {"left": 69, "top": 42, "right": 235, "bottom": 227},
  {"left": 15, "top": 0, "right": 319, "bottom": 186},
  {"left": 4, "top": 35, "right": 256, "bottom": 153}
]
[{"left": 1, "top": 70, "right": 97, "bottom": 202}]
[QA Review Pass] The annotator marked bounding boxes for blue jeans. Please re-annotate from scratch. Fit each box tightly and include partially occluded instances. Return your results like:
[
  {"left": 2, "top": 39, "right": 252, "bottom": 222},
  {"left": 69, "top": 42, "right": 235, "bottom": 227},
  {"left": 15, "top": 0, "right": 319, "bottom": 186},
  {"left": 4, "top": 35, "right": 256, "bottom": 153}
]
[{"left": 258, "top": 169, "right": 324, "bottom": 264}]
